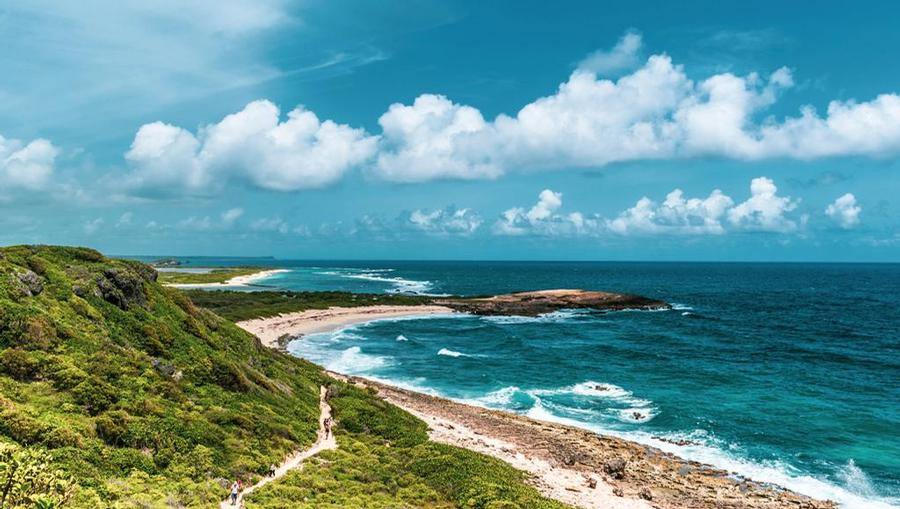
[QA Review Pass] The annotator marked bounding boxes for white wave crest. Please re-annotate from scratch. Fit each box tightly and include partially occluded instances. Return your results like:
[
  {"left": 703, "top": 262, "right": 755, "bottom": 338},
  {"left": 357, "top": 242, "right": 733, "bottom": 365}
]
[
  {"left": 396, "top": 334, "right": 409, "bottom": 341},
  {"left": 530, "top": 380, "right": 635, "bottom": 401},
  {"left": 483, "top": 309, "right": 598, "bottom": 325},
  {"left": 437, "top": 348, "right": 469, "bottom": 358},
  {"left": 327, "top": 346, "right": 390, "bottom": 373},
  {"left": 468, "top": 386, "right": 522, "bottom": 407},
  {"left": 616, "top": 407, "right": 657, "bottom": 423}
]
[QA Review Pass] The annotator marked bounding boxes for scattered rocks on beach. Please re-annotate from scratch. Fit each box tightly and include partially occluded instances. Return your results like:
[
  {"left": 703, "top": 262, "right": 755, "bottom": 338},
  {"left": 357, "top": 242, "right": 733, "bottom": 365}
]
[
  {"left": 349, "top": 375, "right": 837, "bottom": 509},
  {"left": 435, "top": 289, "right": 669, "bottom": 316}
]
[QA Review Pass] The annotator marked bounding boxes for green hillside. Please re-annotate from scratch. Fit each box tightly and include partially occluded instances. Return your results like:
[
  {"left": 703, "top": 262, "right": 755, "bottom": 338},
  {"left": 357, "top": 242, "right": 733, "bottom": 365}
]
[
  {"left": 0, "top": 245, "right": 569, "bottom": 509},
  {"left": 0, "top": 246, "right": 323, "bottom": 507}
]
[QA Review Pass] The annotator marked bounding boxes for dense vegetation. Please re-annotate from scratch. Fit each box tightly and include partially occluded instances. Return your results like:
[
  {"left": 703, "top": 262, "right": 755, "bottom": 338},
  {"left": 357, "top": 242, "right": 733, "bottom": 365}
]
[
  {"left": 245, "top": 383, "right": 571, "bottom": 509},
  {"left": 0, "top": 245, "right": 569, "bottom": 508},
  {"left": 0, "top": 246, "right": 323, "bottom": 507},
  {"left": 183, "top": 289, "right": 433, "bottom": 322},
  {"left": 155, "top": 267, "right": 265, "bottom": 285}
]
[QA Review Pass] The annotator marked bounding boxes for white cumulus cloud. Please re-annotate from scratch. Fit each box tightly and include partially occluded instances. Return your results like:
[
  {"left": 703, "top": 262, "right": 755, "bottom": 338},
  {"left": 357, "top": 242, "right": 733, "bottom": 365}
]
[
  {"left": 577, "top": 31, "right": 643, "bottom": 75},
  {"left": 373, "top": 34, "right": 900, "bottom": 182},
  {"left": 608, "top": 189, "right": 734, "bottom": 235},
  {"left": 494, "top": 189, "right": 600, "bottom": 236},
  {"left": 727, "top": 177, "right": 800, "bottom": 232},
  {"left": 0, "top": 134, "right": 58, "bottom": 192},
  {"left": 125, "top": 100, "right": 378, "bottom": 194},
  {"left": 501, "top": 177, "right": 806, "bottom": 237},
  {"left": 407, "top": 207, "right": 483, "bottom": 235},
  {"left": 825, "top": 193, "right": 861, "bottom": 228},
  {"left": 119, "top": 32, "right": 900, "bottom": 191},
  {"left": 375, "top": 94, "right": 500, "bottom": 182}
]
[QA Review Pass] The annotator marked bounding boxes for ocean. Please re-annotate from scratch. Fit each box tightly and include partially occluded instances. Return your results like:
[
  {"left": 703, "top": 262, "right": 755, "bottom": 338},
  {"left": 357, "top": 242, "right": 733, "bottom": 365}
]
[{"left": 160, "top": 259, "right": 900, "bottom": 508}]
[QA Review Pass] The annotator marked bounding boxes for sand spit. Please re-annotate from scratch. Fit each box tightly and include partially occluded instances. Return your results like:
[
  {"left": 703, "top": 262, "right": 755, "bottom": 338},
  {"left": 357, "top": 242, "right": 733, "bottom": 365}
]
[{"left": 236, "top": 305, "right": 456, "bottom": 349}]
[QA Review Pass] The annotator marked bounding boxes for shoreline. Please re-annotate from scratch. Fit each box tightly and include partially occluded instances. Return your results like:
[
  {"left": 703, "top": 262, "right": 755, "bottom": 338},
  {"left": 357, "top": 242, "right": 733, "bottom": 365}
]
[
  {"left": 236, "top": 305, "right": 456, "bottom": 349},
  {"left": 166, "top": 268, "right": 290, "bottom": 288},
  {"left": 238, "top": 305, "right": 835, "bottom": 509},
  {"left": 337, "top": 374, "right": 835, "bottom": 509}
]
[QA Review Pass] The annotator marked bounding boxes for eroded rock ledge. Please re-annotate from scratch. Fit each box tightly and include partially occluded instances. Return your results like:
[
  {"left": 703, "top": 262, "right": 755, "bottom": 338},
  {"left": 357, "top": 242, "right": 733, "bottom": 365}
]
[{"left": 435, "top": 289, "right": 669, "bottom": 316}]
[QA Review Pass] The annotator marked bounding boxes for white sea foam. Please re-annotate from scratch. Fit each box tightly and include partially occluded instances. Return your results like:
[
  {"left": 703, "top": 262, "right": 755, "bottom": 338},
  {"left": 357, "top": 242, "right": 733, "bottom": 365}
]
[
  {"left": 465, "top": 386, "right": 522, "bottom": 407},
  {"left": 326, "top": 346, "right": 390, "bottom": 373},
  {"left": 482, "top": 309, "right": 598, "bottom": 325},
  {"left": 615, "top": 407, "right": 657, "bottom": 423},
  {"left": 437, "top": 348, "right": 469, "bottom": 358},
  {"left": 362, "top": 375, "right": 442, "bottom": 397},
  {"left": 321, "top": 268, "right": 439, "bottom": 295},
  {"left": 524, "top": 399, "right": 899, "bottom": 509},
  {"left": 288, "top": 356, "right": 898, "bottom": 509},
  {"left": 396, "top": 334, "right": 409, "bottom": 341},
  {"left": 530, "top": 380, "right": 640, "bottom": 403},
  {"left": 671, "top": 303, "right": 694, "bottom": 311}
]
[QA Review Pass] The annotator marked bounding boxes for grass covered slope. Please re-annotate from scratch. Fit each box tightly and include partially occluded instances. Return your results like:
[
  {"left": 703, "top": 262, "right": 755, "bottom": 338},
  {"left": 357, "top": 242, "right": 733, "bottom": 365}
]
[
  {"left": 0, "top": 246, "right": 325, "bottom": 508},
  {"left": 183, "top": 289, "right": 433, "bottom": 322},
  {"left": 0, "top": 246, "right": 573, "bottom": 509},
  {"left": 245, "top": 384, "right": 572, "bottom": 509},
  {"left": 155, "top": 267, "right": 265, "bottom": 285}
]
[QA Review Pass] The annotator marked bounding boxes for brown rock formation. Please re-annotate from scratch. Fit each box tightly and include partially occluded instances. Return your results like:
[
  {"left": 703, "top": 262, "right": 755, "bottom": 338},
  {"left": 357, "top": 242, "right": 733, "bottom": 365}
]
[{"left": 436, "top": 289, "right": 669, "bottom": 316}]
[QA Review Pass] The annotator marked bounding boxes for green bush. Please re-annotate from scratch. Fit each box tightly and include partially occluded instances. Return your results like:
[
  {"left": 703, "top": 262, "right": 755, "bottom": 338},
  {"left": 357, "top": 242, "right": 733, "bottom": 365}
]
[
  {"left": 0, "top": 349, "right": 46, "bottom": 381},
  {"left": 328, "top": 383, "right": 428, "bottom": 447},
  {"left": 71, "top": 378, "right": 118, "bottom": 415},
  {"left": 0, "top": 443, "right": 75, "bottom": 509},
  {"left": 95, "top": 410, "right": 130, "bottom": 446}
]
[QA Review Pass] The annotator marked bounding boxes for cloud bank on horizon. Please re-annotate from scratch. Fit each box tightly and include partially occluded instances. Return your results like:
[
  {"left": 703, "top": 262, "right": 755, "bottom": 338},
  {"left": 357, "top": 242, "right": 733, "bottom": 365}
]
[{"left": 112, "top": 32, "right": 900, "bottom": 193}]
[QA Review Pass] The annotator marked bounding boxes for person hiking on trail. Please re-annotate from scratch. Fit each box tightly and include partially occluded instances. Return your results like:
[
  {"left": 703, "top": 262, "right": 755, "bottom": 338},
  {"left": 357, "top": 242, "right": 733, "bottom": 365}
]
[
  {"left": 230, "top": 480, "right": 239, "bottom": 505},
  {"left": 269, "top": 463, "right": 277, "bottom": 477},
  {"left": 323, "top": 416, "right": 333, "bottom": 438}
]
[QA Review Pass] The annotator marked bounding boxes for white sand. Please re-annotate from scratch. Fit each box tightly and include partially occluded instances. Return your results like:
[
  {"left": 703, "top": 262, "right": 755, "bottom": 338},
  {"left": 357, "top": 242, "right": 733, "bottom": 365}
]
[
  {"left": 236, "top": 302, "right": 652, "bottom": 509},
  {"left": 236, "top": 305, "right": 456, "bottom": 348},
  {"left": 167, "top": 269, "right": 290, "bottom": 288}
]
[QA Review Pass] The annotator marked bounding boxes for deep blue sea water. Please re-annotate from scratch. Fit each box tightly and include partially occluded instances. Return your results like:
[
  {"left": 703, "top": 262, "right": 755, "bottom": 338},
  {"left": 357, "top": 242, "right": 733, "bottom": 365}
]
[{"left": 154, "top": 258, "right": 900, "bottom": 508}]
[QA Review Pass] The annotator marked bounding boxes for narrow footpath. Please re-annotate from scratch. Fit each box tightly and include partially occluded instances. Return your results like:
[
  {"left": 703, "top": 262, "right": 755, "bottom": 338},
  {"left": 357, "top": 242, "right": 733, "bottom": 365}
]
[{"left": 220, "top": 386, "right": 337, "bottom": 508}]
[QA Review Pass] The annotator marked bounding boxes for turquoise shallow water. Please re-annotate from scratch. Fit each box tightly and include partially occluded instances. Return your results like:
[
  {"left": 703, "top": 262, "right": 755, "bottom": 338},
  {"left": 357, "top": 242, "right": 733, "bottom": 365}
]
[{"left": 158, "top": 259, "right": 900, "bottom": 508}]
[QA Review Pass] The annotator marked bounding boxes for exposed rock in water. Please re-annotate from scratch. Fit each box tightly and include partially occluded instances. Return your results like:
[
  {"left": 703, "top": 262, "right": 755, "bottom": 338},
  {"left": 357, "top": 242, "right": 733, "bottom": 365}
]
[{"left": 436, "top": 289, "right": 669, "bottom": 316}]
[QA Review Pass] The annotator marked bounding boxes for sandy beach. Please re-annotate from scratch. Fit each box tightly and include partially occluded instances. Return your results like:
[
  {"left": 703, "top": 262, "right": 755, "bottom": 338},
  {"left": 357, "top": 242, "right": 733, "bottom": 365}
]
[
  {"left": 241, "top": 305, "right": 835, "bottom": 509},
  {"left": 236, "top": 305, "right": 456, "bottom": 349},
  {"left": 166, "top": 268, "right": 291, "bottom": 288}
]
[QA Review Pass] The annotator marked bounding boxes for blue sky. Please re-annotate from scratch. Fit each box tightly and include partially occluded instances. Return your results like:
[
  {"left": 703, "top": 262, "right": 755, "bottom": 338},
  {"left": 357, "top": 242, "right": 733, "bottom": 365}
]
[{"left": 1, "top": 0, "right": 899, "bottom": 261}]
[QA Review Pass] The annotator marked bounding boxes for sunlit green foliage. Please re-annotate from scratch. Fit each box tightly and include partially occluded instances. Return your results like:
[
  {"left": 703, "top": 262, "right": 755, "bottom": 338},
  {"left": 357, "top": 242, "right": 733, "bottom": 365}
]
[
  {"left": 245, "top": 383, "right": 572, "bottom": 509},
  {"left": 0, "top": 246, "right": 323, "bottom": 507},
  {"left": 1, "top": 245, "right": 570, "bottom": 508},
  {"left": 183, "top": 290, "right": 433, "bottom": 322},
  {"left": 156, "top": 267, "right": 265, "bottom": 285},
  {"left": 0, "top": 442, "right": 74, "bottom": 509}
]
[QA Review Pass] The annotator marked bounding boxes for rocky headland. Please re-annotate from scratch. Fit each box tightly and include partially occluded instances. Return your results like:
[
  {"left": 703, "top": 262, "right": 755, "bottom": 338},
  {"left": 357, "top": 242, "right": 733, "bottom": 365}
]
[{"left": 436, "top": 289, "right": 670, "bottom": 316}]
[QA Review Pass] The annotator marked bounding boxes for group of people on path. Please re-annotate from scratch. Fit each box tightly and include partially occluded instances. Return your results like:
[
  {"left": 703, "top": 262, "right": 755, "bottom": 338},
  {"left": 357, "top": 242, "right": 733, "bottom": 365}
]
[
  {"left": 324, "top": 416, "right": 333, "bottom": 439},
  {"left": 227, "top": 416, "right": 335, "bottom": 505},
  {"left": 229, "top": 479, "right": 242, "bottom": 505}
]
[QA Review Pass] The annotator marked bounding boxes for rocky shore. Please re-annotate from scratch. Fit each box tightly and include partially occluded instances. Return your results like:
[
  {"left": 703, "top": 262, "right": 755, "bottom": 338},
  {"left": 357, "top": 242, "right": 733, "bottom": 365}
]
[
  {"left": 435, "top": 289, "right": 670, "bottom": 316},
  {"left": 343, "top": 375, "right": 836, "bottom": 509}
]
